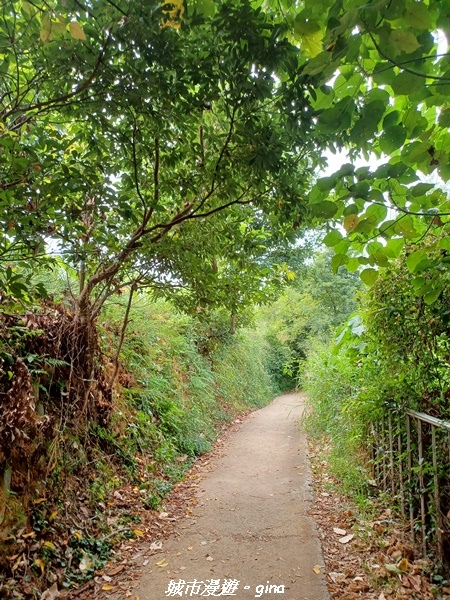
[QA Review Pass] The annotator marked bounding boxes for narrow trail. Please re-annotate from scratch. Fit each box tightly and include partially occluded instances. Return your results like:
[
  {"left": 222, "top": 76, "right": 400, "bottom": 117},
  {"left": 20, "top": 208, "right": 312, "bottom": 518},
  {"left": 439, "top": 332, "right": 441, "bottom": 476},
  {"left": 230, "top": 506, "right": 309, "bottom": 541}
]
[{"left": 134, "top": 392, "right": 329, "bottom": 600}]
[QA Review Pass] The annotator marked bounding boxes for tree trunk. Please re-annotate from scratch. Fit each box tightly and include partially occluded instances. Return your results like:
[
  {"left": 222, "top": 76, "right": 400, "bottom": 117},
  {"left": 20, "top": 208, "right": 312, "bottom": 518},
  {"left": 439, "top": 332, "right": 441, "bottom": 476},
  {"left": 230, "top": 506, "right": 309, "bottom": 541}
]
[{"left": 110, "top": 285, "right": 135, "bottom": 390}]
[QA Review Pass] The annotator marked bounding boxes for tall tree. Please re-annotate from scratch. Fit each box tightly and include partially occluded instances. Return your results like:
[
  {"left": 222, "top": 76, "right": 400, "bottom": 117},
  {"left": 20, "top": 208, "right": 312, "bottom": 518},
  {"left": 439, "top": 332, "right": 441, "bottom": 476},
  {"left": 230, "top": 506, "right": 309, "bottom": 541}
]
[{"left": 1, "top": 0, "right": 324, "bottom": 408}]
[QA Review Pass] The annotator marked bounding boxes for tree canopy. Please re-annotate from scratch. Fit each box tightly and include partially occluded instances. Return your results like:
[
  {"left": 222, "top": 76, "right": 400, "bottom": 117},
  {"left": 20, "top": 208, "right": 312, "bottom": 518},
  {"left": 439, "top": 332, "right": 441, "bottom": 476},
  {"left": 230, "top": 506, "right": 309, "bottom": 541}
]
[
  {"left": 284, "top": 0, "right": 450, "bottom": 299},
  {"left": 3, "top": 0, "right": 450, "bottom": 310},
  {"left": 1, "top": 0, "right": 326, "bottom": 315}
]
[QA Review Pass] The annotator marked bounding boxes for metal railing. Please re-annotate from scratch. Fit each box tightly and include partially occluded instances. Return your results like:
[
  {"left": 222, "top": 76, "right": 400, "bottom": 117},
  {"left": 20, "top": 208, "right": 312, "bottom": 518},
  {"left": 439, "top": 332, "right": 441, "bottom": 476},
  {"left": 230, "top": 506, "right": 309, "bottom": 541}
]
[{"left": 371, "top": 409, "right": 450, "bottom": 562}]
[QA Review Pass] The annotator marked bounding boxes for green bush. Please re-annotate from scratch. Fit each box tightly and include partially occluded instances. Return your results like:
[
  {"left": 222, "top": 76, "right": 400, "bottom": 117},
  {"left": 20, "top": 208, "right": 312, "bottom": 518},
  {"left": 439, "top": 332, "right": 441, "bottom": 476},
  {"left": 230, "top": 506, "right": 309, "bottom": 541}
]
[
  {"left": 98, "top": 296, "right": 276, "bottom": 488},
  {"left": 301, "top": 342, "right": 371, "bottom": 500}
]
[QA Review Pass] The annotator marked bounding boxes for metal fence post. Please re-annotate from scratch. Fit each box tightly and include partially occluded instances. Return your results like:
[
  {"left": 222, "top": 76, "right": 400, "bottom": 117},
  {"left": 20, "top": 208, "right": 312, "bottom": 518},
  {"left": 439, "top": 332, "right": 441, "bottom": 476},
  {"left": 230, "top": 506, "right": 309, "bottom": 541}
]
[
  {"left": 417, "top": 418, "right": 427, "bottom": 556},
  {"left": 406, "top": 413, "right": 414, "bottom": 543}
]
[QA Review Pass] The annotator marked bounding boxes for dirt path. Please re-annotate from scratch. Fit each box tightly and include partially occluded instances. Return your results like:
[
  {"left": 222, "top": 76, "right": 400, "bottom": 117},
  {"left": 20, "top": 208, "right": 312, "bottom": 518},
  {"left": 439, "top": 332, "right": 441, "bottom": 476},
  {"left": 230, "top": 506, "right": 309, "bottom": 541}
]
[{"left": 134, "top": 392, "right": 329, "bottom": 600}]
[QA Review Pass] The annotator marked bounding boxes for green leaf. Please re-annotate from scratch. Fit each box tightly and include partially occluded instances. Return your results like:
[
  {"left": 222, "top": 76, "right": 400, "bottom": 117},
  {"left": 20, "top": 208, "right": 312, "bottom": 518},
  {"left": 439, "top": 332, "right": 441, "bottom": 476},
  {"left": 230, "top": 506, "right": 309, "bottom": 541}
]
[
  {"left": 389, "top": 30, "right": 421, "bottom": 55},
  {"left": 395, "top": 217, "right": 418, "bottom": 238},
  {"left": 192, "top": 0, "right": 217, "bottom": 17},
  {"left": 406, "top": 250, "right": 429, "bottom": 273},
  {"left": 360, "top": 268, "right": 378, "bottom": 286},
  {"left": 350, "top": 100, "right": 386, "bottom": 142},
  {"left": 349, "top": 181, "right": 370, "bottom": 199},
  {"left": 294, "top": 18, "right": 323, "bottom": 57},
  {"left": 384, "top": 237, "right": 404, "bottom": 258},
  {"left": 424, "top": 286, "right": 443, "bottom": 305},
  {"left": 336, "top": 163, "right": 355, "bottom": 177},
  {"left": 331, "top": 254, "right": 349, "bottom": 273},
  {"left": 69, "top": 22, "right": 86, "bottom": 41},
  {"left": 438, "top": 238, "right": 450, "bottom": 251},
  {"left": 372, "top": 251, "right": 389, "bottom": 267},
  {"left": 411, "top": 183, "right": 435, "bottom": 197},
  {"left": 334, "top": 239, "right": 350, "bottom": 255},
  {"left": 438, "top": 108, "right": 450, "bottom": 128},
  {"left": 343, "top": 204, "right": 359, "bottom": 217},
  {"left": 404, "top": 2, "right": 433, "bottom": 29},
  {"left": 372, "top": 62, "right": 396, "bottom": 85},
  {"left": 316, "top": 99, "right": 355, "bottom": 135},
  {"left": 346, "top": 257, "right": 360, "bottom": 272},
  {"left": 353, "top": 218, "right": 376, "bottom": 234},
  {"left": 310, "top": 201, "right": 338, "bottom": 218},
  {"left": 323, "top": 230, "right": 343, "bottom": 247},
  {"left": 379, "top": 125, "right": 407, "bottom": 154},
  {"left": 316, "top": 176, "right": 337, "bottom": 192},
  {"left": 391, "top": 72, "right": 424, "bottom": 96},
  {"left": 412, "top": 276, "right": 425, "bottom": 290},
  {"left": 367, "top": 241, "right": 383, "bottom": 256},
  {"left": 366, "top": 203, "right": 387, "bottom": 222}
]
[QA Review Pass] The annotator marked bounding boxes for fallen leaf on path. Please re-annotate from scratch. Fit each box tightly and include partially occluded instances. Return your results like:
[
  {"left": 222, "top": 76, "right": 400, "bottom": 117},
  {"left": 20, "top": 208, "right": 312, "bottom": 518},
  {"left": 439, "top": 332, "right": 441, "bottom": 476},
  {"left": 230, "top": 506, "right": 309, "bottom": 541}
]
[
  {"left": 155, "top": 558, "right": 168, "bottom": 568},
  {"left": 398, "top": 557, "right": 409, "bottom": 572},
  {"left": 101, "top": 584, "right": 115, "bottom": 591},
  {"left": 40, "top": 583, "right": 60, "bottom": 600},
  {"left": 133, "top": 529, "right": 144, "bottom": 536},
  {"left": 11, "top": 556, "right": 23, "bottom": 572},
  {"left": 150, "top": 541, "right": 163, "bottom": 550},
  {"left": 313, "top": 565, "right": 321, "bottom": 574},
  {"left": 34, "top": 558, "right": 45, "bottom": 574},
  {"left": 107, "top": 564, "right": 124, "bottom": 576},
  {"left": 328, "top": 572, "right": 345, "bottom": 583},
  {"left": 43, "top": 541, "right": 55, "bottom": 550},
  {"left": 79, "top": 552, "right": 93, "bottom": 572},
  {"left": 338, "top": 534, "right": 354, "bottom": 544},
  {"left": 385, "top": 563, "right": 402, "bottom": 575},
  {"left": 333, "top": 528, "right": 346, "bottom": 536}
]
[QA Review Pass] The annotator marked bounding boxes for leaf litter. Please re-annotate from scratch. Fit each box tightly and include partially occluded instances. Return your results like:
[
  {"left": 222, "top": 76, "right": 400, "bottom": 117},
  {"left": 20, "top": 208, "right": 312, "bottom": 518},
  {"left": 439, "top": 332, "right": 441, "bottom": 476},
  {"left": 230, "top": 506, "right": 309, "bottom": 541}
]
[{"left": 307, "top": 440, "right": 444, "bottom": 600}]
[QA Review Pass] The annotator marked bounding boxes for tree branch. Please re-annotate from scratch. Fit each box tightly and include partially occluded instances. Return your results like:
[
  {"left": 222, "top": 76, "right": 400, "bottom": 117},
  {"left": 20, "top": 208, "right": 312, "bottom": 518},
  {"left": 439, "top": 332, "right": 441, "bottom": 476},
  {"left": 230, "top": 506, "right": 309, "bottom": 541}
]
[
  {"left": 2, "top": 32, "right": 111, "bottom": 122},
  {"left": 365, "top": 29, "right": 450, "bottom": 82},
  {"left": 110, "top": 283, "right": 135, "bottom": 389}
]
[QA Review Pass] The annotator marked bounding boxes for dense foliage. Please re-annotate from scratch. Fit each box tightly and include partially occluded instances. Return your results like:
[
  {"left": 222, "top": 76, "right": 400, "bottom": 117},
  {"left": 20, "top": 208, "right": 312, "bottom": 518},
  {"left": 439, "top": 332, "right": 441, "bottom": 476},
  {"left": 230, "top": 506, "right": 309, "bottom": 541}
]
[
  {"left": 4, "top": 0, "right": 450, "bottom": 584},
  {"left": 1, "top": 0, "right": 322, "bottom": 310},
  {"left": 257, "top": 249, "right": 360, "bottom": 391},
  {"left": 0, "top": 294, "right": 275, "bottom": 595},
  {"left": 303, "top": 239, "right": 450, "bottom": 497}
]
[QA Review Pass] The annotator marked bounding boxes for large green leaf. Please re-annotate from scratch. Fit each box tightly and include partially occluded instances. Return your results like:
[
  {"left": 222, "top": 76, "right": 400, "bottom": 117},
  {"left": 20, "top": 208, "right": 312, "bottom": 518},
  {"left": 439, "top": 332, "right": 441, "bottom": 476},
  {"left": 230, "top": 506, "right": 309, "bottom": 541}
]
[
  {"left": 379, "top": 125, "right": 407, "bottom": 154},
  {"left": 323, "top": 229, "right": 343, "bottom": 247},
  {"left": 389, "top": 30, "right": 421, "bottom": 55},
  {"left": 310, "top": 201, "right": 338, "bottom": 218},
  {"left": 406, "top": 250, "right": 429, "bottom": 273},
  {"left": 360, "top": 268, "right": 378, "bottom": 286}
]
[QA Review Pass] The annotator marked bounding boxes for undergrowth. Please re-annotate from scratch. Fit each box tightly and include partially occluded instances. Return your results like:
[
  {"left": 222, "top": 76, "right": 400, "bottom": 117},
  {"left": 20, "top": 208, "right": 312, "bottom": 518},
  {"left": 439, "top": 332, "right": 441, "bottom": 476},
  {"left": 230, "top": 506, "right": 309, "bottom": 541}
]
[
  {"left": 300, "top": 342, "right": 373, "bottom": 508},
  {"left": 0, "top": 295, "right": 275, "bottom": 598}
]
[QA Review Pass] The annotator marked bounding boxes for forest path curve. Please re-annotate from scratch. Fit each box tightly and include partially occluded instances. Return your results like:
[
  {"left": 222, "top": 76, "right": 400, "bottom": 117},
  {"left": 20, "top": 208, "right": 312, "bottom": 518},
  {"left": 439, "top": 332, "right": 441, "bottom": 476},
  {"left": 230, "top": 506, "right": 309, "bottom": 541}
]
[{"left": 134, "top": 392, "right": 329, "bottom": 600}]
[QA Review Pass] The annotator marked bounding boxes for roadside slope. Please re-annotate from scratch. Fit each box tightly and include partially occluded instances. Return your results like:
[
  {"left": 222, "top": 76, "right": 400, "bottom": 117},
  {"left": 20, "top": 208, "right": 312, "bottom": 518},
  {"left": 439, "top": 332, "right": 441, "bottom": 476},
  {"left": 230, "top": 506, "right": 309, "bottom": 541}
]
[{"left": 135, "top": 392, "right": 329, "bottom": 600}]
